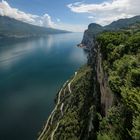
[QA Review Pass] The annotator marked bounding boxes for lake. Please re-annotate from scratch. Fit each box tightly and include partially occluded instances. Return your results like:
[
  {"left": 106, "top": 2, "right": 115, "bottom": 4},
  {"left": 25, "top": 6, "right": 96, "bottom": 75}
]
[{"left": 0, "top": 33, "right": 87, "bottom": 140}]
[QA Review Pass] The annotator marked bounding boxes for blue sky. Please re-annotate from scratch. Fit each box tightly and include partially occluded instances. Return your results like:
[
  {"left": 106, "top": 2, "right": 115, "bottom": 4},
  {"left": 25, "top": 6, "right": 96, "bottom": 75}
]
[
  {"left": 5, "top": 0, "right": 101, "bottom": 23},
  {"left": 0, "top": 0, "right": 140, "bottom": 31}
]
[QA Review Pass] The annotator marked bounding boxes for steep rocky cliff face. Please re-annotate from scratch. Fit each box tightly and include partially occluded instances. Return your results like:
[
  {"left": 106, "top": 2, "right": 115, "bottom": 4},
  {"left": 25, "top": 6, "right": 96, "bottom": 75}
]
[
  {"left": 85, "top": 25, "right": 114, "bottom": 116},
  {"left": 81, "top": 23, "right": 103, "bottom": 50},
  {"left": 96, "top": 44, "right": 114, "bottom": 116}
]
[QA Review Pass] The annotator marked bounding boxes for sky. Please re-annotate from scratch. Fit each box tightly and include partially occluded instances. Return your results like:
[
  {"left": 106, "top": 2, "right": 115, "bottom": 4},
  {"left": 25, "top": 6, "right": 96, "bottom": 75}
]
[{"left": 0, "top": 0, "right": 140, "bottom": 32}]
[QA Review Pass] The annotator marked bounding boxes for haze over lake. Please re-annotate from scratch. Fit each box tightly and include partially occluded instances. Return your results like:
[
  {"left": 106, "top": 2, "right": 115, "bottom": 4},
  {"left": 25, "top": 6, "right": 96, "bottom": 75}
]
[{"left": 0, "top": 33, "right": 87, "bottom": 140}]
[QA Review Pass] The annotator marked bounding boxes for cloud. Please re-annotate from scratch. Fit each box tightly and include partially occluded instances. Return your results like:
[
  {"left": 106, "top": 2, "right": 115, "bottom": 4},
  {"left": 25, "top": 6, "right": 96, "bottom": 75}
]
[
  {"left": 56, "top": 18, "right": 61, "bottom": 22},
  {"left": 67, "top": 0, "right": 140, "bottom": 25},
  {"left": 0, "top": 0, "right": 54, "bottom": 27},
  {"left": 54, "top": 23, "right": 86, "bottom": 32},
  {"left": 0, "top": 0, "right": 86, "bottom": 32},
  {"left": 88, "top": 16, "right": 94, "bottom": 19}
]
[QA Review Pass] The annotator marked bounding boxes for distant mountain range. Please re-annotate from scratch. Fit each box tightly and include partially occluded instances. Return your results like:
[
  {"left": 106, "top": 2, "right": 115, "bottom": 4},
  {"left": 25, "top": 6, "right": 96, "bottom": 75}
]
[
  {"left": 0, "top": 16, "right": 69, "bottom": 39},
  {"left": 105, "top": 15, "right": 140, "bottom": 30}
]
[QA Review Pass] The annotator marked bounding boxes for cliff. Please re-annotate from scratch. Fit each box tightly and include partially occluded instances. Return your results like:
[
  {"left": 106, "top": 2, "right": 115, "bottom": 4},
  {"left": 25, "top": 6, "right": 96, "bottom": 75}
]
[
  {"left": 80, "top": 15, "right": 140, "bottom": 50},
  {"left": 38, "top": 30, "right": 115, "bottom": 140},
  {"left": 80, "top": 23, "right": 103, "bottom": 50},
  {"left": 38, "top": 17, "right": 140, "bottom": 140}
]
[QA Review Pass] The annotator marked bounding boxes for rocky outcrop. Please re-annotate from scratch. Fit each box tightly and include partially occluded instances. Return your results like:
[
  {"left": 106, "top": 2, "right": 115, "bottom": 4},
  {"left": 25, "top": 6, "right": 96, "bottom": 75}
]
[
  {"left": 81, "top": 15, "right": 140, "bottom": 50},
  {"left": 81, "top": 23, "right": 103, "bottom": 50},
  {"left": 96, "top": 44, "right": 114, "bottom": 116},
  {"left": 80, "top": 21, "right": 116, "bottom": 116}
]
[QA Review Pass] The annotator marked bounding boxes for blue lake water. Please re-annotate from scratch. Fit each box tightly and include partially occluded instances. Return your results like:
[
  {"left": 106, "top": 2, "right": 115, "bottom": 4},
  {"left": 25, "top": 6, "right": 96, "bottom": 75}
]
[{"left": 0, "top": 33, "right": 87, "bottom": 140}]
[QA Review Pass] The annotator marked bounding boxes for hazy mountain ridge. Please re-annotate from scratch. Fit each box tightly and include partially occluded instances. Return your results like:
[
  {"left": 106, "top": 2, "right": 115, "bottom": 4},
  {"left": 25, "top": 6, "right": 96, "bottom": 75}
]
[
  {"left": 105, "top": 15, "right": 140, "bottom": 30},
  {"left": 0, "top": 16, "right": 69, "bottom": 39}
]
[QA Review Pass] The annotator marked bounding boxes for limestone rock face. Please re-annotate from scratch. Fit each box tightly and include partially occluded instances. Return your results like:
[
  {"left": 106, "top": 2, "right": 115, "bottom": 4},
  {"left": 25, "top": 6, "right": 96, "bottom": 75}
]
[
  {"left": 87, "top": 39, "right": 114, "bottom": 117},
  {"left": 81, "top": 23, "right": 103, "bottom": 50}
]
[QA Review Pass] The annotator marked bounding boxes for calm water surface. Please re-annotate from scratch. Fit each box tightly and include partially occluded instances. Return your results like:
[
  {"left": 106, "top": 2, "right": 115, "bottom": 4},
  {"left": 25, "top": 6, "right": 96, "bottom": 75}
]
[{"left": 0, "top": 33, "right": 87, "bottom": 140}]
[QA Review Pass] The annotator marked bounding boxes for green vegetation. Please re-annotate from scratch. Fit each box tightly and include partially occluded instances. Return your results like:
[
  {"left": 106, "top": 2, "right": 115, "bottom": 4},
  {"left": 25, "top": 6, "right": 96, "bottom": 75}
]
[
  {"left": 97, "top": 26, "right": 140, "bottom": 140},
  {"left": 105, "top": 15, "right": 140, "bottom": 30},
  {"left": 54, "top": 66, "right": 94, "bottom": 139},
  {"left": 41, "top": 65, "right": 95, "bottom": 140}
]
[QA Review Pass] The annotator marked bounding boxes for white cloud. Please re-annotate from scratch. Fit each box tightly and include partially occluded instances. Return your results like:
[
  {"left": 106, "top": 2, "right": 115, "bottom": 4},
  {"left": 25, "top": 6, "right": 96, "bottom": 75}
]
[
  {"left": 67, "top": 0, "right": 140, "bottom": 25},
  {"left": 0, "top": 0, "right": 86, "bottom": 32},
  {"left": 56, "top": 18, "right": 61, "bottom": 22},
  {"left": 88, "top": 16, "right": 94, "bottom": 19},
  {"left": 54, "top": 23, "right": 86, "bottom": 32},
  {"left": 0, "top": 0, "right": 54, "bottom": 27}
]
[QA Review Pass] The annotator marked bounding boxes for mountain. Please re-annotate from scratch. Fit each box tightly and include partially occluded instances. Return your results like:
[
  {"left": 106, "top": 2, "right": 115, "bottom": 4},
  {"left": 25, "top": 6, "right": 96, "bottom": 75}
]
[
  {"left": 38, "top": 16, "right": 140, "bottom": 140},
  {"left": 81, "top": 15, "right": 140, "bottom": 49},
  {"left": 0, "top": 16, "right": 69, "bottom": 38},
  {"left": 105, "top": 15, "right": 140, "bottom": 30}
]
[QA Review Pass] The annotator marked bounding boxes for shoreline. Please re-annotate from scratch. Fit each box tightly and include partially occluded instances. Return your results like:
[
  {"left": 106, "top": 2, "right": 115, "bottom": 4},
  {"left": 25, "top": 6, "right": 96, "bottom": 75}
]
[{"left": 38, "top": 72, "right": 77, "bottom": 140}]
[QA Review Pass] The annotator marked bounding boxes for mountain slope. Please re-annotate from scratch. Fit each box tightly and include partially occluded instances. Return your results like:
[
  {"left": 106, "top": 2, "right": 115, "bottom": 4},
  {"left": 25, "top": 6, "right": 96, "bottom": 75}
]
[
  {"left": 81, "top": 15, "right": 140, "bottom": 49},
  {"left": 105, "top": 15, "right": 140, "bottom": 30},
  {"left": 0, "top": 16, "right": 69, "bottom": 38}
]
